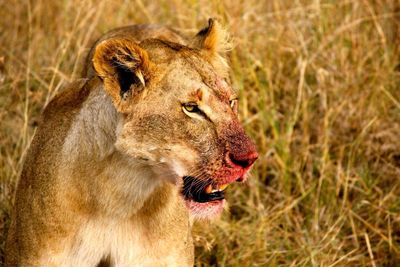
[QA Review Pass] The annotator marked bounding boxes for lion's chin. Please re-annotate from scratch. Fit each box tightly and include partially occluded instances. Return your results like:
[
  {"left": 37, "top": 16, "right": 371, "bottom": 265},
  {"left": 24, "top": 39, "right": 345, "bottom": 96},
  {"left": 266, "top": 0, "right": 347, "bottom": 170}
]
[{"left": 185, "top": 199, "right": 225, "bottom": 220}]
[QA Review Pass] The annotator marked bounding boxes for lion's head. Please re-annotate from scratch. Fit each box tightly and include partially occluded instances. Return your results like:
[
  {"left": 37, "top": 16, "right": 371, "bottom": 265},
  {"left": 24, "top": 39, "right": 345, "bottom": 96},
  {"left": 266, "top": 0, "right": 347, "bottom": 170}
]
[{"left": 93, "top": 19, "right": 258, "bottom": 219}]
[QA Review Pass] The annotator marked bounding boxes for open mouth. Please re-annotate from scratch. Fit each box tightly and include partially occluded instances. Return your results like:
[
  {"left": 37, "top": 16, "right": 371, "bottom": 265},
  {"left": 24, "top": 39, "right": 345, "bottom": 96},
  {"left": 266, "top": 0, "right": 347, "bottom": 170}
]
[{"left": 181, "top": 176, "right": 229, "bottom": 203}]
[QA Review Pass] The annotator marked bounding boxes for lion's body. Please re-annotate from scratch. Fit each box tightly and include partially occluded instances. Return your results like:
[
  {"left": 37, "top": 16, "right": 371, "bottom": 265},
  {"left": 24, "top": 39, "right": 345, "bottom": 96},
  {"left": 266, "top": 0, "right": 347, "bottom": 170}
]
[
  {"left": 5, "top": 21, "right": 257, "bottom": 266},
  {"left": 5, "top": 77, "right": 193, "bottom": 267},
  {"left": 6, "top": 25, "right": 193, "bottom": 267}
]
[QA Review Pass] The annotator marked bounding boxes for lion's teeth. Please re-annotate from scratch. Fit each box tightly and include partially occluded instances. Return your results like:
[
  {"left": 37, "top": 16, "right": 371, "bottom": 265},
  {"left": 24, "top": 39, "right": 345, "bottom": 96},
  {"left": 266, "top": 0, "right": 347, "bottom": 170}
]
[
  {"left": 211, "top": 184, "right": 220, "bottom": 193},
  {"left": 219, "top": 184, "right": 228, "bottom": 191},
  {"left": 205, "top": 184, "right": 228, "bottom": 193},
  {"left": 205, "top": 185, "right": 213, "bottom": 194}
]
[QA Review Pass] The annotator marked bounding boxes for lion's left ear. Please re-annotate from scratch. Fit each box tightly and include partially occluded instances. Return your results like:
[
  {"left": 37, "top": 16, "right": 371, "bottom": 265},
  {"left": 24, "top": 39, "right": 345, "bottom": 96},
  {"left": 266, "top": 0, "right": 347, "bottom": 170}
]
[
  {"left": 93, "top": 37, "right": 151, "bottom": 112},
  {"left": 192, "top": 19, "right": 232, "bottom": 77}
]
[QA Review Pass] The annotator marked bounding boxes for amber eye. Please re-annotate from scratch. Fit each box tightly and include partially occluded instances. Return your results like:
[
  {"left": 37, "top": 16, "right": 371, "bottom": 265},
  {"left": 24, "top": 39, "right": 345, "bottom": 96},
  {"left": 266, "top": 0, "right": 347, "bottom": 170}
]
[
  {"left": 182, "top": 103, "right": 200, "bottom": 113},
  {"left": 182, "top": 103, "right": 208, "bottom": 120}
]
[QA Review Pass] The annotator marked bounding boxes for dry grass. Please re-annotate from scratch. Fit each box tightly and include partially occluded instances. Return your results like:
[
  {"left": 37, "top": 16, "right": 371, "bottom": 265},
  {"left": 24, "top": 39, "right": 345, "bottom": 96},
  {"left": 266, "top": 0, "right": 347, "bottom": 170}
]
[{"left": 1, "top": 0, "right": 400, "bottom": 266}]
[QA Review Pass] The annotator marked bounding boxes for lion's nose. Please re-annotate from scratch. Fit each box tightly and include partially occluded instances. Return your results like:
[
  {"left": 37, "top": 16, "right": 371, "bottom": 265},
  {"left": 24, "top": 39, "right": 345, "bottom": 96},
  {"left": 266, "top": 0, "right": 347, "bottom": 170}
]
[{"left": 227, "top": 151, "right": 258, "bottom": 169}]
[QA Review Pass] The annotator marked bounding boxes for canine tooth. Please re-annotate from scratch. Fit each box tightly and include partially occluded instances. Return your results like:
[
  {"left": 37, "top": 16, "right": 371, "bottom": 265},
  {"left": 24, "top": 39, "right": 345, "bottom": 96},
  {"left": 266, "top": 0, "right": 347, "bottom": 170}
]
[
  {"left": 205, "top": 185, "right": 213, "bottom": 194},
  {"left": 219, "top": 184, "right": 228, "bottom": 191}
]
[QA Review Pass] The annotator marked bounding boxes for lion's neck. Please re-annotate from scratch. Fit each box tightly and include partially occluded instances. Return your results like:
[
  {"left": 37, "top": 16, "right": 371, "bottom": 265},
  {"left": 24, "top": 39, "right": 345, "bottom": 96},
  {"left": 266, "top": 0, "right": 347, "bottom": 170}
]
[
  {"left": 60, "top": 82, "right": 165, "bottom": 217},
  {"left": 61, "top": 82, "right": 118, "bottom": 160}
]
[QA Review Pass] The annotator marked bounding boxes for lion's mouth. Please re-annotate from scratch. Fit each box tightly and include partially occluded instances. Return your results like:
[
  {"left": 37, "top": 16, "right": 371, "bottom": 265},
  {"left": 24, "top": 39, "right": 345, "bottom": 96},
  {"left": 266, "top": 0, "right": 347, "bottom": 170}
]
[{"left": 181, "top": 176, "right": 229, "bottom": 203}]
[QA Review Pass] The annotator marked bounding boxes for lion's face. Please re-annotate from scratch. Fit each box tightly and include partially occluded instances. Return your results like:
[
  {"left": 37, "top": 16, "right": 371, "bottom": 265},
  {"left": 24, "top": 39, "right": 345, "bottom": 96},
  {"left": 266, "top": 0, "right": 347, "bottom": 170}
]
[{"left": 93, "top": 20, "right": 258, "bottom": 219}]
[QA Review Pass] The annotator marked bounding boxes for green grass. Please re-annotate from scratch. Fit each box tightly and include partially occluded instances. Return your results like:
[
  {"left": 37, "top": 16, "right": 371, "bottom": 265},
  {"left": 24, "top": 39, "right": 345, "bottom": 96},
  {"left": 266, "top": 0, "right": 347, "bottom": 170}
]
[{"left": 1, "top": 0, "right": 400, "bottom": 266}]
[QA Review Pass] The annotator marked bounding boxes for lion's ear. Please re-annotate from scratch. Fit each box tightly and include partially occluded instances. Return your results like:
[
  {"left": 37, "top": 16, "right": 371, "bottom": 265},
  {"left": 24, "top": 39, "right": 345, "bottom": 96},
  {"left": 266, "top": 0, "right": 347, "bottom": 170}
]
[
  {"left": 93, "top": 38, "right": 151, "bottom": 112},
  {"left": 192, "top": 19, "right": 232, "bottom": 77}
]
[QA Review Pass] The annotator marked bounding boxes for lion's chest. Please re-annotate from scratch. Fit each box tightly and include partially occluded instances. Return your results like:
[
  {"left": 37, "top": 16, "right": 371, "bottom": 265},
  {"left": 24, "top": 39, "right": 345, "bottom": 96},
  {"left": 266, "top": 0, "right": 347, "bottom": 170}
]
[{"left": 55, "top": 218, "right": 193, "bottom": 267}]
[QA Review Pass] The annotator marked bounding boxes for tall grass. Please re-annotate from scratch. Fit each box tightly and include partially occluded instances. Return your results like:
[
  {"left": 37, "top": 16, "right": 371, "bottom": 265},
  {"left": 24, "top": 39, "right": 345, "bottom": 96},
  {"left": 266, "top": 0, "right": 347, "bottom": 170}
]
[{"left": 1, "top": 0, "right": 400, "bottom": 266}]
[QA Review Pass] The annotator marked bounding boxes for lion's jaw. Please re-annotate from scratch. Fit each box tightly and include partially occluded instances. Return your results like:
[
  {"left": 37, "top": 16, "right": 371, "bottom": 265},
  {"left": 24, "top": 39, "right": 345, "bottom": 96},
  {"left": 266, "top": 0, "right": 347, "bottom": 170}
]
[{"left": 132, "top": 121, "right": 258, "bottom": 220}]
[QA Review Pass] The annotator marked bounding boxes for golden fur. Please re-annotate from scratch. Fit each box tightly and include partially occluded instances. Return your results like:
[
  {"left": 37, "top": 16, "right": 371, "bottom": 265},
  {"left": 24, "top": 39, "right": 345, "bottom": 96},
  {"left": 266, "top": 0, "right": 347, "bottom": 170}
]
[{"left": 5, "top": 19, "right": 257, "bottom": 266}]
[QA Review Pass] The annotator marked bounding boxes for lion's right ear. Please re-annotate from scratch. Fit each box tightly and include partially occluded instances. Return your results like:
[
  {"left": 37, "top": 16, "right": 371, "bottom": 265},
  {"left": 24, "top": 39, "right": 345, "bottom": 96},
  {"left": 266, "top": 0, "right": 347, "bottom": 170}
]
[
  {"left": 93, "top": 38, "right": 151, "bottom": 112},
  {"left": 191, "top": 19, "right": 232, "bottom": 77}
]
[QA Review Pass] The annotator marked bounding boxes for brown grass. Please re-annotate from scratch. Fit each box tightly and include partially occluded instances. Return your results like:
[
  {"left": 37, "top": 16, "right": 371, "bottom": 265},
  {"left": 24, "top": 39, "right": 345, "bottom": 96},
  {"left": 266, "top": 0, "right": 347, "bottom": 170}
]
[{"left": 1, "top": 0, "right": 400, "bottom": 266}]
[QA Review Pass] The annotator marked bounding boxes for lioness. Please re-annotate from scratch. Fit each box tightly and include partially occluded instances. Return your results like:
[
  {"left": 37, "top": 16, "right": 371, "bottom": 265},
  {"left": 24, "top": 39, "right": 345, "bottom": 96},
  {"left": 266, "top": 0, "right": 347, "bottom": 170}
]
[{"left": 5, "top": 19, "right": 258, "bottom": 266}]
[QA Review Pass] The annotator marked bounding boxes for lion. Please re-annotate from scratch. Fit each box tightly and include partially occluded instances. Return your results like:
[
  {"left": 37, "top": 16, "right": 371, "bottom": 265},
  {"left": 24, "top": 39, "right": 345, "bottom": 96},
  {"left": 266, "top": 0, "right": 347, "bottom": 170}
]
[{"left": 5, "top": 19, "right": 258, "bottom": 266}]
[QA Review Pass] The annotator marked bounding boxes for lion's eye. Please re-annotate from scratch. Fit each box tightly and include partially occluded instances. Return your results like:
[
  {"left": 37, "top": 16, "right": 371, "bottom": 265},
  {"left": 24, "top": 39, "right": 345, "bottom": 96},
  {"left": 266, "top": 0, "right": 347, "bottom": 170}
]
[
  {"left": 182, "top": 103, "right": 200, "bottom": 113},
  {"left": 182, "top": 103, "right": 208, "bottom": 120}
]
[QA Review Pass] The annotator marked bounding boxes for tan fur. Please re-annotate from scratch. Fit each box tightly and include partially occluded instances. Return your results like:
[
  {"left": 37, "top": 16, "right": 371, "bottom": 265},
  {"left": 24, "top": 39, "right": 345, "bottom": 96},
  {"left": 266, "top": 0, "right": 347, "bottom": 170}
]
[{"left": 5, "top": 19, "right": 256, "bottom": 266}]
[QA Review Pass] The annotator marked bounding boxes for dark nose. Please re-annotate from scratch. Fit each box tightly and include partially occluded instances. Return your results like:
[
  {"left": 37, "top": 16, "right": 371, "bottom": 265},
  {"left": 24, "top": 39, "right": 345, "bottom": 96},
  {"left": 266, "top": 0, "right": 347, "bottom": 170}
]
[{"left": 228, "top": 151, "right": 258, "bottom": 169}]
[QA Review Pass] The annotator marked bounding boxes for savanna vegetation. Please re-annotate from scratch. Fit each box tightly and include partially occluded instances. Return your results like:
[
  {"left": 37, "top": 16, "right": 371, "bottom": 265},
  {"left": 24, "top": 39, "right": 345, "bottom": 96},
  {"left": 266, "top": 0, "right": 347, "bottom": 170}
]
[{"left": 1, "top": 1, "right": 400, "bottom": 266}]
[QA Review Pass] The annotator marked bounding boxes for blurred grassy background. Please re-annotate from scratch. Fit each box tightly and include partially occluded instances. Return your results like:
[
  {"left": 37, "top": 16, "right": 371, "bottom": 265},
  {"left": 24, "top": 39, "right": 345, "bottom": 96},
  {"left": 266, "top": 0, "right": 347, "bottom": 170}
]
[{"left": 1, "top": 0, "right": 400, "bottom": 266}]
